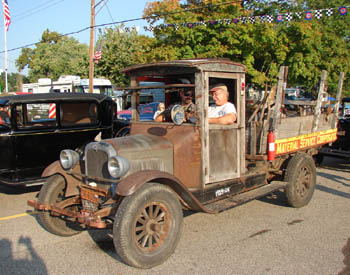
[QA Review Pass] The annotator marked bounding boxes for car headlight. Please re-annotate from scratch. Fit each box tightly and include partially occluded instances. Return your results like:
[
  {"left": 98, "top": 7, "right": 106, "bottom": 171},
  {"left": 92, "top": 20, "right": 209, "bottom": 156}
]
[
  {"left": 60, "top": 149, "right": 80, "bottom": 170},
  {"left": 108, "top": 156, "right": 130, "bottom": 178}
]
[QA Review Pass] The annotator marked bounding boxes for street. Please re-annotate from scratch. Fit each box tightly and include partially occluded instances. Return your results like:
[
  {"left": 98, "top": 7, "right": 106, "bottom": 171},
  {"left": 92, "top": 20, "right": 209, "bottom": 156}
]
[{"left": 0, "top": 156, "right": 349, "bottom": 275}]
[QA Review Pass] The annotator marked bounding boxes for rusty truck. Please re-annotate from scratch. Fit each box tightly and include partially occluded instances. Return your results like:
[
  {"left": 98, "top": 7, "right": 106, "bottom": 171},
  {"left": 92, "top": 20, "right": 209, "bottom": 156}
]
[{"left": 28, "top": 59, "right": 342, "bottom": 268}]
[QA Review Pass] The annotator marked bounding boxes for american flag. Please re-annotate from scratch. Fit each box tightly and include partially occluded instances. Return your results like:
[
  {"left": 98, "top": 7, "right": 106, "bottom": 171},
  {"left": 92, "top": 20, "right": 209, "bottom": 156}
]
[
  {"left": 2, "top": 0, "right": 10, "bottom": 31},
  {"left": 93, "top": 42, "right": 102, "bottom": 63}
]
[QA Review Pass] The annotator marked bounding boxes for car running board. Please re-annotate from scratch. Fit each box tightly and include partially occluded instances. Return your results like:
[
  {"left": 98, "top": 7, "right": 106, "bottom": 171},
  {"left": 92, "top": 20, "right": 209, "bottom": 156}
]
[{"left": 203, "top": 181, "right": 288, "bottom": 213}]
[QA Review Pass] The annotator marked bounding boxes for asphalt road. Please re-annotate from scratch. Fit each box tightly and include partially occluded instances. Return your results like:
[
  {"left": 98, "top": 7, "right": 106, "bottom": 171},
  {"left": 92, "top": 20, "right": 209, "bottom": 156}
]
[{"left": 0, "top": 156, "right": 349, "bottom": 275}]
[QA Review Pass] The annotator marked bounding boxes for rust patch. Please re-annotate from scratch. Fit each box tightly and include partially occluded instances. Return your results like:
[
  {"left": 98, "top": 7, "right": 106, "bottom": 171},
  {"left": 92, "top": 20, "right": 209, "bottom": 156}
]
[
  {"left": 287, "top": 219, "right": 304, "bottom": 226},
  {"left": 339, "top": 238, "right": 350, "bottom": 275},
  {"left": 249, "top": 229, "right": 271, "bottom": 238}
]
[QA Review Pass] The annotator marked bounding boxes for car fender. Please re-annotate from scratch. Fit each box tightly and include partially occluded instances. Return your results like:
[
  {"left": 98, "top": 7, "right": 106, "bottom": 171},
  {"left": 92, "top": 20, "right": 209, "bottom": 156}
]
[
  {"left": 41, "top": 160, "right": 81, "bottom": 197},
  {"left": 115, "top": 170, "right": 214, "bottom": 213}
]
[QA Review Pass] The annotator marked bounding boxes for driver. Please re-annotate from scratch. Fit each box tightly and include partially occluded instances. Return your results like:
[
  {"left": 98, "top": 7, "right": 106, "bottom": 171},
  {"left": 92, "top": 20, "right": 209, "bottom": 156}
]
[{"left": 154, "top": 89, "right": 195, "bottom": 122}]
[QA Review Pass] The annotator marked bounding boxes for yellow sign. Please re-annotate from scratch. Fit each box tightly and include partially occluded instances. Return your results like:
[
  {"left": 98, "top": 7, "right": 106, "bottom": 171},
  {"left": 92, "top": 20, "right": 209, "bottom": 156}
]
[{"left": 275, "top": 128, "right": 337, "bottom": 155}]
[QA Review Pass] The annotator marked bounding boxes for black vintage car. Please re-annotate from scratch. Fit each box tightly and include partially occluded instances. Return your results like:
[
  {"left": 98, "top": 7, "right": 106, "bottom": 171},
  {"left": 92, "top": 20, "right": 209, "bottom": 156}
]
[{"left": 0, "top": 93, "right": 126, "bottom": 186}]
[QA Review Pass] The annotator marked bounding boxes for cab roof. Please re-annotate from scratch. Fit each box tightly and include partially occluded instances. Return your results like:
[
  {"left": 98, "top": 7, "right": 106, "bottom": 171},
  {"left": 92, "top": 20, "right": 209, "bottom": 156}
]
[
  {"left": 122, "top": 58, "right": 246, "bottom": 77},
  {"left": 0, "top": 93, "right": 111, "bottom": 105}
]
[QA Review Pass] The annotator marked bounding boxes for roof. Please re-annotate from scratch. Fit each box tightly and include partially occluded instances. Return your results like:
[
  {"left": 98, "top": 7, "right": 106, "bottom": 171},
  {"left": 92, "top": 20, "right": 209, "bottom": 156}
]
[
  {"left": 0, "top": 93, "right": 111, "bottom": 105},
  {"left": 122, "top": 59, "right": 246, "bottom": 77}
]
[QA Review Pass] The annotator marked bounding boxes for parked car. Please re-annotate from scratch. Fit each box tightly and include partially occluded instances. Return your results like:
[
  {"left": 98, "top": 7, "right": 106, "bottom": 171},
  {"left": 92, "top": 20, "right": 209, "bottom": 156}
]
[
  {"left": 0, "top": 93, "right": 127, "bottom": 186},
  {"left": 118, "top": 102, "right": 160, "bottom": 121}
]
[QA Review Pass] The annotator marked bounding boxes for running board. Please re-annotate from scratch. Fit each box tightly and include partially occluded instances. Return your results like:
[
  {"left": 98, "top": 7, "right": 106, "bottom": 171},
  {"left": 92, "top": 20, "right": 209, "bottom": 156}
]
[{"left": 204, "top": 181, "right": 288, "bottom": 213}]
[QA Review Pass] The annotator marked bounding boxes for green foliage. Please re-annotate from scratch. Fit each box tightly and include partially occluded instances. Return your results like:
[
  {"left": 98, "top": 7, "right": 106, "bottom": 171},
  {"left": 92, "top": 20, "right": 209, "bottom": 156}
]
[
  {"left": 94, "top": 26, "right": 154, "bottom": 86},
  {"left": 15, "top": 29, "right": 89, "bottom": 82},
  {"left": 0, "top": 72, "right": 28, "bottom": 93},
  {"left": 143, "top": 0, "right": 350, "bottom": 96}
]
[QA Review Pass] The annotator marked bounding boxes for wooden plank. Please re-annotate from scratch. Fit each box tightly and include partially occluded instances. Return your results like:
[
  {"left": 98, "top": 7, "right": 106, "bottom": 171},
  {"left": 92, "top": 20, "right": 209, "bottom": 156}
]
[
  {"left": 333, "top": 72, "right": 344, "bottom": 128},
  {"left": 114, "top": 83, "right": 195, "bottom": 90},
  {"left": 312, "top": 70, "right": 327, "bottom": 132},
  {"left": 271, "top": 66, "right": 287, "bottom": 131},
  {"left": 196, "top": 72, "right": 209, "bottom": 187}
]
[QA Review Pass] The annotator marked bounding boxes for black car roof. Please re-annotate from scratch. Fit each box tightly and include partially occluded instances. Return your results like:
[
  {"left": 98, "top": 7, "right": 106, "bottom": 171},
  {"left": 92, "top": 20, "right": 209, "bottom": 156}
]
[{"left": 0, "top": 93, "right": 110, "bottom": 105}]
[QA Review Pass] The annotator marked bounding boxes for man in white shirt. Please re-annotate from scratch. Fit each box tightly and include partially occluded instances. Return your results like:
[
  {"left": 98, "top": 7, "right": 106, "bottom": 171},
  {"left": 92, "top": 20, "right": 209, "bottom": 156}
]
[{"left": 208, "top": 84, "right": 236, "bottom": 125}]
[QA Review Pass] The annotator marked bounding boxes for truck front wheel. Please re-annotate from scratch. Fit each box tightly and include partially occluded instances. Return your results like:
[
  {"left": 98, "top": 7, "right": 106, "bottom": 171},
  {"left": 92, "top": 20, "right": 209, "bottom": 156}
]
[
  {"left": 38, "top": 175, "right": 83, "bottom": 236},
  {"left": 113, "top": 182, "right": 183, "bottom": 268},
  {"left": 284, "top": 153, "right": 316, "bottom": 208}
]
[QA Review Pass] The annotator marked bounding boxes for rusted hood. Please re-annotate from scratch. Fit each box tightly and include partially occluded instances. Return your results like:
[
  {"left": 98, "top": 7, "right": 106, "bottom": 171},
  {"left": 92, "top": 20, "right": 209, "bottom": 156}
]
[
  {"left": 104, "top": 134, "right": 173, "bottom": 154},
  {"left": 104, "top": 134, "right": 174, "bottom": 175}
]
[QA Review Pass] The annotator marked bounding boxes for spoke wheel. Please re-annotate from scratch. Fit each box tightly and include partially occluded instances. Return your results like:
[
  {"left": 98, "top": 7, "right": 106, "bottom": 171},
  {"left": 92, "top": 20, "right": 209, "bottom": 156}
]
[
  {"left": 284, "top": 153, "right": 316, "bottom": 208},
  {"left": 134, "top": 202, "right": 170, "bottom": 252},
  {"left": 38, "top": 174, "right": 83, "bottom": 236},
  {"left": 113, "top": 182, "right": 183, "bottom": 269}
]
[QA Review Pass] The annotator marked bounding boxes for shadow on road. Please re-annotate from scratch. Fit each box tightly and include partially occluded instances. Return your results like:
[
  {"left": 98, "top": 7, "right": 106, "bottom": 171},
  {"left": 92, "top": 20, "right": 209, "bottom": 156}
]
[
  {"left": 0, "top": 182, "right": 41, "bottom": 195},
  {"left": 0, "top": 237, "right": 47, "bottom": 274}
]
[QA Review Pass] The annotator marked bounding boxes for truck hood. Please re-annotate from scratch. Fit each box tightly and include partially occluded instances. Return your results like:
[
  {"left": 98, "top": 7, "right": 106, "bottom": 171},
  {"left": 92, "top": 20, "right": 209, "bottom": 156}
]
[{"left": 104, "top": 134, "right": 174, "bottom": 175}]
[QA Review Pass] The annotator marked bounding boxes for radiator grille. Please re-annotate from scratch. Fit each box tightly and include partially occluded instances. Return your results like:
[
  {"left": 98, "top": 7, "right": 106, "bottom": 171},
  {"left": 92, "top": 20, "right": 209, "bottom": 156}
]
[{"left": 86, "top": 149, "right": 109, "bottom": 178}]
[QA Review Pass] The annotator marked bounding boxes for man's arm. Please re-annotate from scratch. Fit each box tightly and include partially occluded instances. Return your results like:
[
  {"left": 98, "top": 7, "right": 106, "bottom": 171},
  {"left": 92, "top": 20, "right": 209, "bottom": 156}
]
[{"left": 208, "top": 112, "right": 236, "bottom": 125}]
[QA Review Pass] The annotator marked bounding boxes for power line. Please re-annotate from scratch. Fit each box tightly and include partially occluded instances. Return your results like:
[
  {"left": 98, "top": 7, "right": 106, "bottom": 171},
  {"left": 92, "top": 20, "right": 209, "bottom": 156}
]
[
  {"left": 9, "top": 0, "right": 66, "bottom": 24},
  {"left": 0, "top": 0, "right": 243, "bottom": 54}
]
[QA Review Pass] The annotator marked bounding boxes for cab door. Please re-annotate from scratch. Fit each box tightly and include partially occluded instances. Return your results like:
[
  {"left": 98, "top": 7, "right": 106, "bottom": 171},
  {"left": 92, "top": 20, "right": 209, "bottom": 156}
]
[{"left": 198, "top": 72, "right": 246, "bottom": 185}]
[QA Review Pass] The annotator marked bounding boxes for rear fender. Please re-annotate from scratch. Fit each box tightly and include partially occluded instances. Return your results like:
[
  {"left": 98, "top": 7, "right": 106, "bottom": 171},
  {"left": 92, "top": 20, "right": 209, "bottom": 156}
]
[
  {"left": 42, "top": 160, "right": 82, "bottom": 197},
  {"left": 115, "top": 170, "right": 213, "bottom": 213}
]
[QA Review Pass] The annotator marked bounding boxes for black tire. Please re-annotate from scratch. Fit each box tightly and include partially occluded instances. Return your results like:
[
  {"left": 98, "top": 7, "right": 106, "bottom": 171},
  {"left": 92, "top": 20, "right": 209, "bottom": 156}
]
[
  {"left": 115, "top": 126, "right": 130, "bottom": 137},
  {"left": 113, "top": 182, "right": 183, "bottom": 269},
  {"left": 313, "top": 153, "right": 324, "bottom": 167},
  {"left": 284, "top": 153, "right": 316, "bottom": 208},
  {"left": 38, "top": 174, "right": 83, "bottom": 237}
]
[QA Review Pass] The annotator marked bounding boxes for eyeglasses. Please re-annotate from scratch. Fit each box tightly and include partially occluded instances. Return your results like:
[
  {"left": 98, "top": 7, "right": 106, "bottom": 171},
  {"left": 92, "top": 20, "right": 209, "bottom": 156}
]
[{"left": 184, "top": 93, "right": 193, "bottom": 97}]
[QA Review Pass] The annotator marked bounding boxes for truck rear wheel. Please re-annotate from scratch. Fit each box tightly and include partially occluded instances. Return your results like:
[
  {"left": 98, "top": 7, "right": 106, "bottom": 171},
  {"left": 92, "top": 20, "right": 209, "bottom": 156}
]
[
  {"left": 284, "top": 153, "right": 316, "bottom": 208},
  {"left": 38, "top": 175, "right": 83, "bottom": 236},
  {"left": 113, "top": 182, "right": 183, "bottom": 269}
]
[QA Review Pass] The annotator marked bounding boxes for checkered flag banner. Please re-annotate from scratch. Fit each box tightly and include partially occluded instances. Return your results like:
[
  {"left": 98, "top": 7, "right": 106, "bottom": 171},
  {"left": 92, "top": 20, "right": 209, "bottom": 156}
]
[
  {"left": 285, "top": 13, "right": 293, "bottom": 21},
  {"left": 147, "top": 5, "right": 349, "bottom": 31},
  {"left": 266, "top": 15, "right": 274, "bottom": 23},
  {"left": 294, "top": 12, "right": 302, "bottom": 19},
  {"left": 314, "top": 10, "right": 322, "bottom": 19},
  {"left": 325, "top": 8, "right": 333, "bottom": 16},
  {"left": 249, "top": 16, "right": 256, "bottom": 24}
]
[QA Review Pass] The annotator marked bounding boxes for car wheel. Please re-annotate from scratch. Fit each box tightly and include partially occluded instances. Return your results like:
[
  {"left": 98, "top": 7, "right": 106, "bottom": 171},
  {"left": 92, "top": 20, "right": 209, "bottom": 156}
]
[
  {"left": 38, "top": 174, "right": 84, "bottom": 236},
  {"left": 284, "top": 153, "right": 316, "bottom": 208},
  {"left": 115, "top": 126, "right": 130, "bottom": 137},
  {"left": 113, "top": 182, "right": 183, "bottom": 268}
]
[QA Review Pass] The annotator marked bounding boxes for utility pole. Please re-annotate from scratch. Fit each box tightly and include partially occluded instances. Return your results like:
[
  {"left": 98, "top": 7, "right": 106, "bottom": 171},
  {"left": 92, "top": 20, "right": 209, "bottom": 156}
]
[{"left": 89, "top": 0, "right": 95, "bottom": 93}]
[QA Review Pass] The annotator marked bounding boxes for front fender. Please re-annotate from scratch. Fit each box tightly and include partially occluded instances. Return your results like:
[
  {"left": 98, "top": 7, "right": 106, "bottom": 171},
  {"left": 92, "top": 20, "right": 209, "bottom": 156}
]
[
  {"left": 115, "top": 170, "right": 214, "bottom": 213},
  {"left": 42, "top": 160, "right": 82, "bottom": 197}
]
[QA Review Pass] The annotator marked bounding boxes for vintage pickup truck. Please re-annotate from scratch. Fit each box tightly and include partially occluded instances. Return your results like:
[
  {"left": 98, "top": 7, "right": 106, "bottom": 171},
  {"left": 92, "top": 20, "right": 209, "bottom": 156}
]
[{"left": 28, "top": 59, "right": 342, "bottom": 268}]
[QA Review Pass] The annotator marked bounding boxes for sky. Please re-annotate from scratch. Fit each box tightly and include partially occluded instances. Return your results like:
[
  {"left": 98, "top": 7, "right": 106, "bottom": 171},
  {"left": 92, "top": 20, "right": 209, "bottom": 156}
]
[{"left": 0, "top": 0, "right": 153, "bottom": 74}]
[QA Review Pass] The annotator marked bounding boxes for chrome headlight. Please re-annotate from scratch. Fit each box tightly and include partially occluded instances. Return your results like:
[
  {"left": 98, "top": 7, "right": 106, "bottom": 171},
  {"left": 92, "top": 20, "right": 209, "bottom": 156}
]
[
  {"left": 107, "top": 156, "right": 130, "bottom": 178},
  {"left": 60, "top": 149, "right": 80, "bottom": 170}
]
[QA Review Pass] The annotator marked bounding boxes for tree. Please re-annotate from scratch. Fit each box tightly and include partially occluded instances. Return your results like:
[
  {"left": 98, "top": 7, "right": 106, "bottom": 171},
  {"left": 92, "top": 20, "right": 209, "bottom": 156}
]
[
  {"left": 142, "top": 0, "right": 350, "bottom": 96},
  {"left": 0, "top": 72, "right": 28, "bottom": 93},
  {"left": 15, "top": 29, "right": 89, "bottom": 82},
  {"left": 94, "top": 26, "right": 154, "bottom": 87}
]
